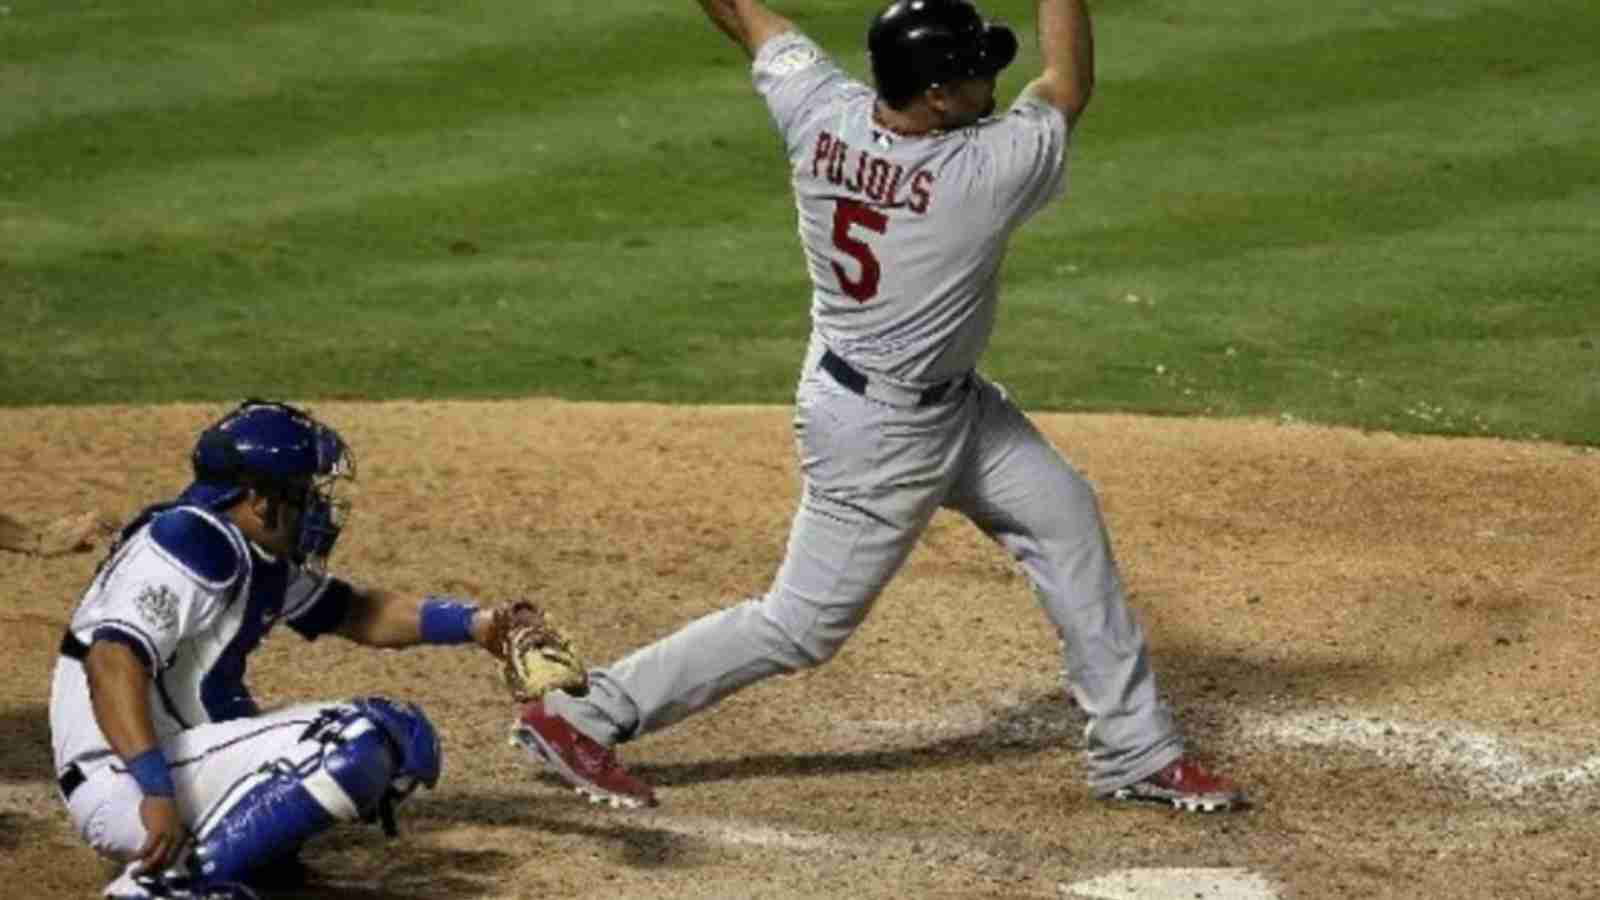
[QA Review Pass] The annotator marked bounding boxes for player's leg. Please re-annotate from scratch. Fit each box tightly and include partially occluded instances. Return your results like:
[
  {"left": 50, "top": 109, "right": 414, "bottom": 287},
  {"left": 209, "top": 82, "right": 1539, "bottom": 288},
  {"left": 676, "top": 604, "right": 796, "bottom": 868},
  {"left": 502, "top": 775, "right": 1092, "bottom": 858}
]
[
  {"left": 522, "top": 379, "right": 969, "bottom": 804},
  {"left": 560, "top": 477, "right": 938, "bottom": 741},
  {"left": 186, "top": 697, "right": 439, "bottom": 883},
  {"left": 944, "top": 377, "right": 1184, "bottom": 792},
  {"left": 77, "top": 698, "right": 438, "bottom": 896},
  {"left": 553, "top": 385, "right": 964, "bottom": 742}
]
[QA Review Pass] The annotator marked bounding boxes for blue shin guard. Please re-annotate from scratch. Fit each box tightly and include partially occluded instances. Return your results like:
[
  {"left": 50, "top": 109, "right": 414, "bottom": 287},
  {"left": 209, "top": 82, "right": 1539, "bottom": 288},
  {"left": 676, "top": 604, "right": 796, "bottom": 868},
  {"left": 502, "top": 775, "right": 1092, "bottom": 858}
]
[{"left": 191, "top": 700, "right": 440, "bottom": 884}]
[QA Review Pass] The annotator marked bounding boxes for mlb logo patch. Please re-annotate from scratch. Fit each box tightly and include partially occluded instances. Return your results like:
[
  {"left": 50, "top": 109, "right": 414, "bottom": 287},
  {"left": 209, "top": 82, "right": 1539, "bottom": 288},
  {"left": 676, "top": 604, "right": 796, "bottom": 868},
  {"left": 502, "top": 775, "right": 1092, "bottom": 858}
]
[{"left": 135, "top": 584, "right": 181, "bottom": 634}]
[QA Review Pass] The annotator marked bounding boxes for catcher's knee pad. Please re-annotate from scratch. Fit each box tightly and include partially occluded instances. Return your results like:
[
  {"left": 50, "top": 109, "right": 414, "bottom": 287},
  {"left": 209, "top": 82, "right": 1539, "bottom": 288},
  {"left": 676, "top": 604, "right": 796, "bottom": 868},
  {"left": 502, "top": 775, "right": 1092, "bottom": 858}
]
[
  {"left": 191, "top": 700, "right": 439, "bottom": 884},
  {"left": 350, "top": 697, "right": 441, "bottom": 787}
]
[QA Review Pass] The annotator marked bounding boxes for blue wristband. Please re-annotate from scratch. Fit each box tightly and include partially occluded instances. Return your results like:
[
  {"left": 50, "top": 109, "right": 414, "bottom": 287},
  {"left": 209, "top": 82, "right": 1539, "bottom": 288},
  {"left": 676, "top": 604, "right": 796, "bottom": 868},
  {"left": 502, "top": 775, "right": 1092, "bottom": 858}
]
[
  {"left": 126, "top": 747, "right": 175, "bottom": 798},
  {"left": 419, "top": 596, "right": 479, "bottom": 645}
]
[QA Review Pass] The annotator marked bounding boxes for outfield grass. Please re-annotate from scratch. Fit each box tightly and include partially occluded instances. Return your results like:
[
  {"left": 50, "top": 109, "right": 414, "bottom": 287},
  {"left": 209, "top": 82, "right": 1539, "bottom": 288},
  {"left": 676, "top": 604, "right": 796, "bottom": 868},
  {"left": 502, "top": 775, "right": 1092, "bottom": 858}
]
[{"left": 2, "top": 1, "right": 1597, "bottom": 443}]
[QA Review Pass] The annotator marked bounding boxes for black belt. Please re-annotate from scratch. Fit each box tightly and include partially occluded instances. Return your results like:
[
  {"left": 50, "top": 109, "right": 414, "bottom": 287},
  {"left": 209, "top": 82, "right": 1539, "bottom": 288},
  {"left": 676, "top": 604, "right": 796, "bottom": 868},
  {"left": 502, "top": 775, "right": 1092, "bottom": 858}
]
[
  {"left": 58, "top": 762, "right": 86, "bottom": 800},
  {"left": 60, "top": 630, "right": 90, "bottom": 661},
  {"left": 819, "top": 349, "right": 967, "bottom": 407}
]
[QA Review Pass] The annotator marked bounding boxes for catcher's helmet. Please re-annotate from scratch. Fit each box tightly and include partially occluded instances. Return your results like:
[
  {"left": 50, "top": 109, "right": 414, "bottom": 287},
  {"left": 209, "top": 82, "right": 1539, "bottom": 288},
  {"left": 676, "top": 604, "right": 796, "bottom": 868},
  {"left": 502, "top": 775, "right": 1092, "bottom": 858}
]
[
  {"left": 184, "top": 398, "right": 354, "bottom": 567},
  {"left": 868, "top": 0, "right": 1018, "bottom": 109}
]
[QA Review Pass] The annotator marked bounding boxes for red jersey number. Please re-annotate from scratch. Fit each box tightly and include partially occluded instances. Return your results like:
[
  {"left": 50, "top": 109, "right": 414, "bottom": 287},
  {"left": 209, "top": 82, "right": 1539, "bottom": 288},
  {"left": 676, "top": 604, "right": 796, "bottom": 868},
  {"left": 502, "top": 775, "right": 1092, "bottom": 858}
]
[{"left": 830, "top": 199, "right": 888, "bottom": 303}]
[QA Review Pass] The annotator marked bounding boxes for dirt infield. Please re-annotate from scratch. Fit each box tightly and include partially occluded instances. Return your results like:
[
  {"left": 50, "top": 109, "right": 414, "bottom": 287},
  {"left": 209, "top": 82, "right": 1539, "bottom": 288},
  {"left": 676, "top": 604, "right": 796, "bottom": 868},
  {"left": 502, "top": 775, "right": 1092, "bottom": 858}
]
[{"left": 2, "top": 401, "right": 1596, "bottom": 899}]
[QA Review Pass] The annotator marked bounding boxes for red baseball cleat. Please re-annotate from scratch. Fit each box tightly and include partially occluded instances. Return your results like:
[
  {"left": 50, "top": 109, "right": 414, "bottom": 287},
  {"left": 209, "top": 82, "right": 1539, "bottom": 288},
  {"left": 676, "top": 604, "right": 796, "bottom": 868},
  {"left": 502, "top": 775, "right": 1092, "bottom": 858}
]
[
  {"left": 510, "top": 700, "right": 657, "bottom": 809},
  {"left": 1110, "top": 757, "right": 1246, "bottom": 813}
]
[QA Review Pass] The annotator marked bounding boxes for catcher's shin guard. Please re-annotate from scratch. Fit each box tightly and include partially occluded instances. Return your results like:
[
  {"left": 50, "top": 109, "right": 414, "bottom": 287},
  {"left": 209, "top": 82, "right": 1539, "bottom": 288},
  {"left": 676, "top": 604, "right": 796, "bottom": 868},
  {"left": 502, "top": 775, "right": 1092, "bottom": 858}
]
[
  {"left": 190, "top": 770, "right": 337, "bottom": 884},
  {"left": 191, "top": 701, "right": 439, "bottom": 883}
]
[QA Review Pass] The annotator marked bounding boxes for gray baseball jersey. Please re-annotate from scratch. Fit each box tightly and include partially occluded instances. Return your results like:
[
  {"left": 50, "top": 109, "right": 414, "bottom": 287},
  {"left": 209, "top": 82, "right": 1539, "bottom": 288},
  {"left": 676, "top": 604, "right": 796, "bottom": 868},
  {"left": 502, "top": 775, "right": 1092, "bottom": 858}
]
[
  {"left": 757, "top": 31, "right": 1067, "bottom": 384},
  {"left": 548, "top": 30, "right": 1182, "bottom": 794}
]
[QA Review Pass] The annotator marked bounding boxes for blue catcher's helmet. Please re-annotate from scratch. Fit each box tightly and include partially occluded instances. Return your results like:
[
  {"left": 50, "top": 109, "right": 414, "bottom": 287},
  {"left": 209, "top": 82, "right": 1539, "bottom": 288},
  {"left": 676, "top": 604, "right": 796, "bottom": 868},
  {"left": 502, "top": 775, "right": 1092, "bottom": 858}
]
[
  {"left": 182, "top": 399, "right": 354, "bottom": 568},
  {"left": 868, "top": 0, "right": 1018, "bottom": 109}
]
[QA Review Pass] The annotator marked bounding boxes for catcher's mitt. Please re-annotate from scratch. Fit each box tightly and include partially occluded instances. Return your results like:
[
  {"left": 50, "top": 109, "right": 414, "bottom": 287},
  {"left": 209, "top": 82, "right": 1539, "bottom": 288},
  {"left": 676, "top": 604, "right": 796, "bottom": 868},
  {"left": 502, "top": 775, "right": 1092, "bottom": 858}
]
[{"left": 488, "top": 601, "right": 589, "bottom": 702}]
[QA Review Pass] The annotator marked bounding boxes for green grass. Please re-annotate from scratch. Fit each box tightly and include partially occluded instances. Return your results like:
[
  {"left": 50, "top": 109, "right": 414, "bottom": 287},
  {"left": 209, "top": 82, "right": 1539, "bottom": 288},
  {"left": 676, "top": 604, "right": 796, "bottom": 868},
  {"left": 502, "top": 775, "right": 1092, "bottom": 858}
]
[{"left": 2, "top": 0, "right": 1597, "bottom": 443}]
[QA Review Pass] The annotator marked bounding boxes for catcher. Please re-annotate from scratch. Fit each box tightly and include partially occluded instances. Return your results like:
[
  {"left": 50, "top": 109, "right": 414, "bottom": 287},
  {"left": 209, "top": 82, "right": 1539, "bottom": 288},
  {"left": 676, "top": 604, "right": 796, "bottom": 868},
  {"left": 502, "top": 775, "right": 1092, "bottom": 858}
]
[{"left": 48, "top": 400, "right": 584, "bottom": 900}]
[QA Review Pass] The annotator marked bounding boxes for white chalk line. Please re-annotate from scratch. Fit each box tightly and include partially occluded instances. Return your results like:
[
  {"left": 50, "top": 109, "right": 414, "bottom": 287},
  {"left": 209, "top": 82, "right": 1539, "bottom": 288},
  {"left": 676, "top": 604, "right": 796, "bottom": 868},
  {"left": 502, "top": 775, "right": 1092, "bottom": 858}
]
[
  {"left": 834, "top": 692, "right": 1600, "bottom": 807},
  {"left": 1060, "top": 868, "right": 1279, "bottom": 900},
  {"left": 1237, "top": 708, "right": 1600, "bottom": 804}
]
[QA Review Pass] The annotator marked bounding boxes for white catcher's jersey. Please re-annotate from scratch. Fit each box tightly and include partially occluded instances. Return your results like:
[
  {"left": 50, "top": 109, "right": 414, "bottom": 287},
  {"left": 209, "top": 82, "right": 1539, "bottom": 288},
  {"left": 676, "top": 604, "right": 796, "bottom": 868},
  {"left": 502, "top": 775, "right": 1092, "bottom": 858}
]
[
  {"left": 50, "top": 504, "right": 354, "bottom": 775},
  {"left": 754, "top": 32, "right": 1070, "bottom": 384}
]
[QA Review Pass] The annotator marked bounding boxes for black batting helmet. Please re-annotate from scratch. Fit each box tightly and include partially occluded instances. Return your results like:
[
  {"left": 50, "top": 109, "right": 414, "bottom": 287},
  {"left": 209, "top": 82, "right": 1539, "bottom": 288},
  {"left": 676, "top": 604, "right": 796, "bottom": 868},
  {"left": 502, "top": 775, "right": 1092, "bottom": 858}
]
[{"left": 868, "top": 0, "right": 1019, "bottom": 109}]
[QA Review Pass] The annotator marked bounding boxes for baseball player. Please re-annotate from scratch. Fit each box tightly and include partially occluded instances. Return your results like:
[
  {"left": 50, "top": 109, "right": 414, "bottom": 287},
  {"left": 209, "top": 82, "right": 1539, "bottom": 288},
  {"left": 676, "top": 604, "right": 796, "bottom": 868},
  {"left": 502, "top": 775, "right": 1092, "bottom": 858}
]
[
  {"left": 50, "top": 400, "right": 530, "bottom": 899},
  {"left": 515, "top": 0, "right": 1245, "bottom": 813}
]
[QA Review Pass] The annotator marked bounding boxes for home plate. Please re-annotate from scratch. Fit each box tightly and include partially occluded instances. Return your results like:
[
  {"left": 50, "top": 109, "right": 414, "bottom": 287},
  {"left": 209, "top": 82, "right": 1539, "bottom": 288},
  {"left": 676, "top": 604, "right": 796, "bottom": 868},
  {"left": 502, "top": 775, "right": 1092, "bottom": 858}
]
[{"left": 1061, "top": 867, "right": 1278, "bottom": 899}]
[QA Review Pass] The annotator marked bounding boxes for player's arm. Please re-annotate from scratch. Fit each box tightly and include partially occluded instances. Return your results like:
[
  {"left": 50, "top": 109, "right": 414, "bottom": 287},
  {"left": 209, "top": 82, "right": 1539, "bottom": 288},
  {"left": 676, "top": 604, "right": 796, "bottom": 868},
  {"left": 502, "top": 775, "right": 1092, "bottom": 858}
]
[
  {"left": 1020, "top": 0, "right": 1094, "bottom": 127},
  {"left": 332, "top": 587, "right": 501, "bottom": 654},
  {"left": 84, "top": 640, "right": 187, "bottom": 875},
  {"left": 696, "top": 0, "right": 795, "bottom": 58}
]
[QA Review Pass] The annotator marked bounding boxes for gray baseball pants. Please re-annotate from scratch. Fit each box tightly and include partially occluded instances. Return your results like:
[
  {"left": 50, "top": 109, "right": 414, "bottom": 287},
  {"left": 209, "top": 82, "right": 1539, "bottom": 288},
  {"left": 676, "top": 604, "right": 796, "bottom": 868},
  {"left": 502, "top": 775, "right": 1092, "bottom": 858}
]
[{"left": 550, "top": 350, "right": 1182, "bottom": 792}]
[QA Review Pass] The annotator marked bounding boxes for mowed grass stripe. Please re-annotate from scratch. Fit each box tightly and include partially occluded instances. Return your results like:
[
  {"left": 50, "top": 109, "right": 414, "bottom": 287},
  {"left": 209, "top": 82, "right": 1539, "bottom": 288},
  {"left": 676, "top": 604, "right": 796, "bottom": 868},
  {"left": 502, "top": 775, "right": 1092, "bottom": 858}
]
[
  {"left": 1093, "top": 0, "right": 1518, "bottom": 81},
  {"left": 3, "top": 83, "right": 782, "bottom": 263},
  {"left": 9, "top": 0, "right": 1587, "bottom": 246},
  {"left": 0, "top": 0, "right": 668, "bottom": 69},
  {"left": 1028, "top": 135, "right": 1600, "bottom": 279},
  {"left": 2, "top": 9, "right": 515, "bottom": 136},
  {"left": 1092, "top": 0, "right": 1600, "bottom": 145},
  {"left": 17, "top": 0, "right": 1587, "bottom": 200},
  {"left": 4, "top": 224, "right": 816, "bottom": 407},
  {"left": 0, "top": 8, "right": 737, "bottom": 192},
  {"left": 990, "top": 183, "right": 1600, "bottom": 437},
  {"left": 11, "top": 22, "right": 1595, "bottom": 270}
]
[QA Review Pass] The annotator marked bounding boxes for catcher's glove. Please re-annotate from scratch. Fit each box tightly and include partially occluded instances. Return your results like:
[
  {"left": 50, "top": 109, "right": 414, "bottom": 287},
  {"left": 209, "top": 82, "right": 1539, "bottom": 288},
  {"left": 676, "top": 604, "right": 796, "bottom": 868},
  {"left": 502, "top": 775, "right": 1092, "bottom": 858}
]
[{"left": 486, "top": 601, "right": 589, "bottom": 702}]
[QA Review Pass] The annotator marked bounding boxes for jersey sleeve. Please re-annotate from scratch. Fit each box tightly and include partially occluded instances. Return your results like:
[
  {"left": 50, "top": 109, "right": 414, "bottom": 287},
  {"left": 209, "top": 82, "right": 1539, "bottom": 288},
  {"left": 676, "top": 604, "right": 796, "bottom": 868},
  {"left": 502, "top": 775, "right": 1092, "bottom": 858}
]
[
  {"left": 76, "top": 509, "right": 242, "bottom": 672},
  {"left": 752, "top": 32, "right": 862, "bottom": 155},
  {"left": 283, "top": 570, "right": 355, "bottom": 640},
  {"left": 976, "top": 92, "right": 1071, "bottom": 226}
]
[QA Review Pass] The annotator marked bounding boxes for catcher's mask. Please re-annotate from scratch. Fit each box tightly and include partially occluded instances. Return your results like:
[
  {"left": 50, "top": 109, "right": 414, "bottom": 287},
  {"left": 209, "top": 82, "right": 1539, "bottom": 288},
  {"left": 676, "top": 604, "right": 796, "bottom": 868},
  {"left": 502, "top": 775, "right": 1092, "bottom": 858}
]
[
  {"left": 868, "top": 0, "right": 1018, "bottom": 110},
  {"left": 183, "top": 398, "right": 354, "bottom": 569}
]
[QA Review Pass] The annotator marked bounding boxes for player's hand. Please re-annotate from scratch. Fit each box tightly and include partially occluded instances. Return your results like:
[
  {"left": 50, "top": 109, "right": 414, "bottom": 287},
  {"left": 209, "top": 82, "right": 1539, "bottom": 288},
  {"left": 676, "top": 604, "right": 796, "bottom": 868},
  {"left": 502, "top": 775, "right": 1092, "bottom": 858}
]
[
  {"left": 473, "top": 602, "right": 512, "bottom": 658},
  {"left": 134, "top": 794, "right": 189, "bottom": 875}
]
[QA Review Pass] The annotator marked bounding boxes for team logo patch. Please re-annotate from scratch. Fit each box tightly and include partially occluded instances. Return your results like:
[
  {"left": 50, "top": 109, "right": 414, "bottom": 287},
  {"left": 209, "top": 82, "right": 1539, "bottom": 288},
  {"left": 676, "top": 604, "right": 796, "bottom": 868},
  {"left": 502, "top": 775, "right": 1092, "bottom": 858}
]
[
  {"left": 135, "top": 584, "right": 181, "bottom": 634},
  {"left": 764, "top": 44, "right": 819, "bottom": 77}
]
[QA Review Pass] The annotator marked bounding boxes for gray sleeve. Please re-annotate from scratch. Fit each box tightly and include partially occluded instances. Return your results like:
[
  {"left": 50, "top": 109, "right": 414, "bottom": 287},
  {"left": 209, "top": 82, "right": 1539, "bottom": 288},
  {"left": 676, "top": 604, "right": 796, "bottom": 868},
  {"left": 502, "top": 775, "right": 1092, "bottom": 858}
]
[
  {"left": 752, "top": 32, "right": 860, "bottom": 155},
  {"left": 978, "top": 94, "right": 1072, "bottom": 226}
]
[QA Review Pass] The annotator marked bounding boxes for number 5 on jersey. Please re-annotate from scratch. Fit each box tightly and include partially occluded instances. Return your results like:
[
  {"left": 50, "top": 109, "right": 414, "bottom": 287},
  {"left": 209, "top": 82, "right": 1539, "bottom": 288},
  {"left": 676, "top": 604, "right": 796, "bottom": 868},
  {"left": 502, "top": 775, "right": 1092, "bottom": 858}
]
[{"left": 831, "top": 199, "right": 888, "bottom": 302}]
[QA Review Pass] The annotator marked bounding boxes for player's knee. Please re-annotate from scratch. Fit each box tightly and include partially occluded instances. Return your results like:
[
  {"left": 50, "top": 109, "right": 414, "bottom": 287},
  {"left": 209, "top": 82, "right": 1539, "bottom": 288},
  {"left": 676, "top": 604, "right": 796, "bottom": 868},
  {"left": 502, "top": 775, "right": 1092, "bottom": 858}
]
[
  {"left": 321, "top": 718, "right": 402, "bottom": 817},
  {"left": 333, "top": 697, "right": 441, "bottom": 817}
]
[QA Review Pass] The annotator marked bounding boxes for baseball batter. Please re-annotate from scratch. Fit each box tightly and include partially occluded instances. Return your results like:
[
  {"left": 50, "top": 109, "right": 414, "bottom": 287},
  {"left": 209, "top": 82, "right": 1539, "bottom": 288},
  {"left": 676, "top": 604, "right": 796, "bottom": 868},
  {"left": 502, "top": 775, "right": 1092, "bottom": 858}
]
[
  {"left": 516, "top": 0, "right": 1245, "bottom": 813},
  {"left": 50, "top": 400, "right": 536, "bottom": 899}
]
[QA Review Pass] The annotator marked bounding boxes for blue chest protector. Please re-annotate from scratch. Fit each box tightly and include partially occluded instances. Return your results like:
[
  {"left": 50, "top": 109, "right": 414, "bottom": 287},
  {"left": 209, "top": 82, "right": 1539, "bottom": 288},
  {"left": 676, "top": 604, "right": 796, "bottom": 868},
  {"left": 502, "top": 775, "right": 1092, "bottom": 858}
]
[{"left": 147, "top": 507, "right": 349, "bottom": 724}]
